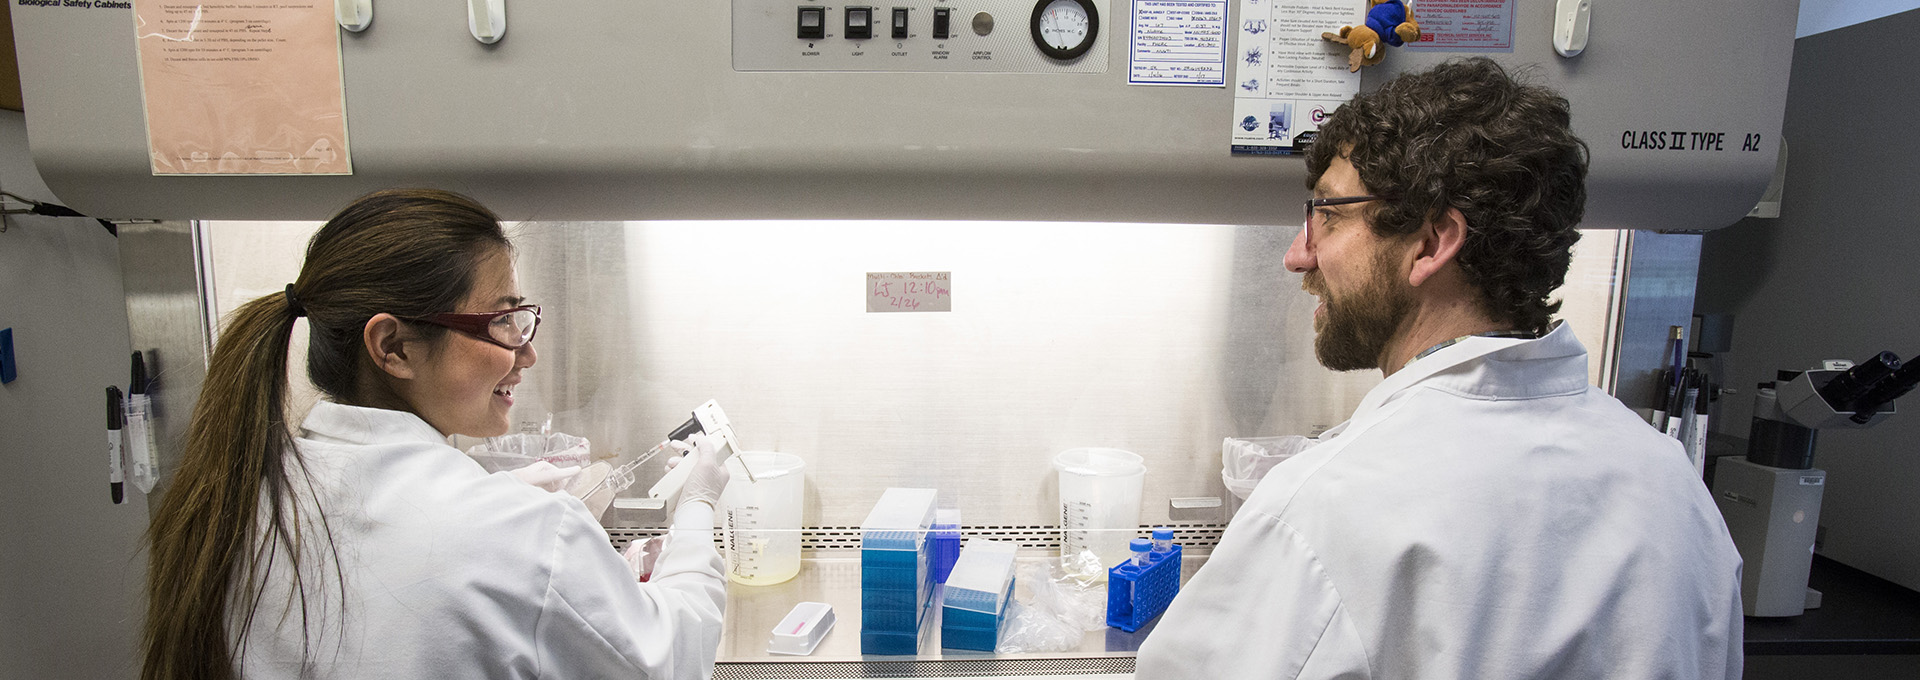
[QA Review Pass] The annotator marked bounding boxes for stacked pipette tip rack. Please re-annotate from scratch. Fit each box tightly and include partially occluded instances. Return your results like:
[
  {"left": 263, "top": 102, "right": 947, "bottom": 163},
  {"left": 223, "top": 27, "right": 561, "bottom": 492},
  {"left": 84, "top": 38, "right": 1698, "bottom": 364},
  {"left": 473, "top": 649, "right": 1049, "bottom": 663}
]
[
  {"left": 859, "top": 488, "right": 938, "bottom": 655},
  {"left": 940, "top": 539, "right": 1018, "bottom": 651}
]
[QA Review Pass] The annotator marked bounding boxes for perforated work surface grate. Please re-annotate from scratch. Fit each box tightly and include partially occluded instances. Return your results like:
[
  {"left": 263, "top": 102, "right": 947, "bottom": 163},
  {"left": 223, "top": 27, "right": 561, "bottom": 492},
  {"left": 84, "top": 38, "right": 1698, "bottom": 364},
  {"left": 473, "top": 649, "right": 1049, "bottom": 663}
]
[
  {"left": 605, "top": 524, "right": 1227, "bottom": 553},
  {"left": 711, "top": 656, "right": 1135, "bottom": 679}
]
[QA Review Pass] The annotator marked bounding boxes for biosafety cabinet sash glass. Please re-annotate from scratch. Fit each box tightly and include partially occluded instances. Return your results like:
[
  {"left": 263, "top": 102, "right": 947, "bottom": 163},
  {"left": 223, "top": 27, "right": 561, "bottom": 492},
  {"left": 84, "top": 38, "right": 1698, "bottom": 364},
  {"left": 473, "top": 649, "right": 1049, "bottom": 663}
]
[{"left": 195, "top": 219, "right": 1628, "bottom": 530}]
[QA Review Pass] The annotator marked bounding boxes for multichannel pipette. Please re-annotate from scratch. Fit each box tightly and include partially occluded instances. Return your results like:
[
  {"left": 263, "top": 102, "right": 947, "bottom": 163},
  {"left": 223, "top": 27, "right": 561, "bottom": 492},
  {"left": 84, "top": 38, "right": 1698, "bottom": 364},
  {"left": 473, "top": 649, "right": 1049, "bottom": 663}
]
[{"left": 590, "top": 400, "right": 755, "bottom": 505}]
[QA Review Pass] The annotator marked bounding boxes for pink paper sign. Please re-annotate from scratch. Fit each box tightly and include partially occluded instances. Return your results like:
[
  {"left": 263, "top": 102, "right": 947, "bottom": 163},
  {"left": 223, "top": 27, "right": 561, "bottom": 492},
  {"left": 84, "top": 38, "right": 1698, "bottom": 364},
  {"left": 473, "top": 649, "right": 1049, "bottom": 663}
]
[{"left": 133, "top": 1, "right": 351, "bottom": 175}]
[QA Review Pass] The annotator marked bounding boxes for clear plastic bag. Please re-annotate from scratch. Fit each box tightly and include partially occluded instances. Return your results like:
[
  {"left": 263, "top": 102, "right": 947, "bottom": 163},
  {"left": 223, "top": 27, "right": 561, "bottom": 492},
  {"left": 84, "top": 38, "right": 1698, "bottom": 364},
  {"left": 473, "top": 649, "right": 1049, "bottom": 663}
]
[
  {"left": 465, "top": 416, "right": 592, "bottom": 473},
  {"left": 994, "top": 552, "right": 1109, "bottom": 654},
  {"left": 1220, "top": 435, "right": 1313, "bottom": 502}
]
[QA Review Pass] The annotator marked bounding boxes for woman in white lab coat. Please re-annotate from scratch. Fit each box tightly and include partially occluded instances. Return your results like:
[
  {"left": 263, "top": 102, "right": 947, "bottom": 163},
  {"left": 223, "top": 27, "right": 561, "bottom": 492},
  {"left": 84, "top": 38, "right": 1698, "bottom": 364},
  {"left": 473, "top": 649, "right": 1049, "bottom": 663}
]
[{"left": 140, "top": 189, "right": 730, "bottom": 680}]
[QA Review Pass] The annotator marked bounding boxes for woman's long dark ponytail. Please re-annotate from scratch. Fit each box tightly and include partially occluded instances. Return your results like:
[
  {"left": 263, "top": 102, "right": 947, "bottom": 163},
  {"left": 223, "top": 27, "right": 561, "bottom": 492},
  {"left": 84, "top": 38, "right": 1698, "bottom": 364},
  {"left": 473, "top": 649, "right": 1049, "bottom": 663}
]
[{"left": 141, "top": 189, "right": 510, "bottom": 680}]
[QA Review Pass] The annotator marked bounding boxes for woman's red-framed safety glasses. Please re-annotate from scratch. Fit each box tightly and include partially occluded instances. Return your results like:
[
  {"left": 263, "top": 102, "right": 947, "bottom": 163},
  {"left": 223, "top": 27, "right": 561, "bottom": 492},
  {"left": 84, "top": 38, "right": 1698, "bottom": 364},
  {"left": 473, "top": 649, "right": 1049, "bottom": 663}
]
[{"left": 414, "top": 305, "right": 541, "bottom": 350}]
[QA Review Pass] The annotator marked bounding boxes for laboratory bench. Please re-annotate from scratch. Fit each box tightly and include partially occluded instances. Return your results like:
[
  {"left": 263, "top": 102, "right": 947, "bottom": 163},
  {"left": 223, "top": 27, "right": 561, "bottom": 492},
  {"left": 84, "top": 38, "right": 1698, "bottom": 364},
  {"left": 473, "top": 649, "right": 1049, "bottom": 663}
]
[
  {"left": 710, "top": 550, "right": 1207, "bottom": 679},
  {"left": 704, "top": 548, "right": 1920, "bottom": 679},
  {"left": 1744, "top": 554, "right": 1920, "bottom": 656}
]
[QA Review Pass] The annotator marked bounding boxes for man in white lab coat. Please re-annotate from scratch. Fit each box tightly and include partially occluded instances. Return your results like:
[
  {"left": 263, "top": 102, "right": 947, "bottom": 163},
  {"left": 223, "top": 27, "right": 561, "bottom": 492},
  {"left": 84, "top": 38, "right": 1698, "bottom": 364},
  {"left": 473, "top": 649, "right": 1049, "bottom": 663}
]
[{"left": 1135, "top": 58, "right": 1744, "bottom": 680}]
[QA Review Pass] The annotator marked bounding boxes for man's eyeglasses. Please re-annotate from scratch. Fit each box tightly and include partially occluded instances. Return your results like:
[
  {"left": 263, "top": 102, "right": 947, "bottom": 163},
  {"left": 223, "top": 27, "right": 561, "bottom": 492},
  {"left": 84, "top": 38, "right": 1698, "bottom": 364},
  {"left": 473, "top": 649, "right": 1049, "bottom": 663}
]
[
  {"left": 1301, "top": 195, "right": 1390, "bottom": 249},
  {"left": 414, "top": 305, "right": 542, "bottom": 350}
]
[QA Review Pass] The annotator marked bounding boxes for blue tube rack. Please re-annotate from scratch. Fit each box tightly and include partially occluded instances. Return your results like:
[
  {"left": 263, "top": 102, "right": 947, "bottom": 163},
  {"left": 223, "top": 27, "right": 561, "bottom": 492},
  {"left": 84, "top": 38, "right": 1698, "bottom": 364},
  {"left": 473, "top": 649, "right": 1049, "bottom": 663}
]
[{"left": 1106, "top": 544, "right": 1181, "bottom": 633}]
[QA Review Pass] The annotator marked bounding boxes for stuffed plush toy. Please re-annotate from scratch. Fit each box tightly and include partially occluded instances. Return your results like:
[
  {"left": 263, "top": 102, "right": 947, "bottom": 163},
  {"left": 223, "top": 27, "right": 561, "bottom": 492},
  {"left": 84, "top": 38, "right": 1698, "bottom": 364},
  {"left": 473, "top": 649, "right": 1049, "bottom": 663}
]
[{"left": 1322, "top": 0, "right": 1421, "bottom": 72}]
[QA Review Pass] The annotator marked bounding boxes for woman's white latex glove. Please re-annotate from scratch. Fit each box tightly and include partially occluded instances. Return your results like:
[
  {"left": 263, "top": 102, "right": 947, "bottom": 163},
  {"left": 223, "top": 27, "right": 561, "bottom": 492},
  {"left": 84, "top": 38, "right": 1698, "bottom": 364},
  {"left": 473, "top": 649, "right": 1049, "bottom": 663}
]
[
  {"left": 568, "top": 461, "right": 617, "bottom": 519},
  {"left": 508, "top": 460, "right": 584, "bottom": 492},
  {"left": 668, "top": 432, "right": 732, "bottom": 509}
]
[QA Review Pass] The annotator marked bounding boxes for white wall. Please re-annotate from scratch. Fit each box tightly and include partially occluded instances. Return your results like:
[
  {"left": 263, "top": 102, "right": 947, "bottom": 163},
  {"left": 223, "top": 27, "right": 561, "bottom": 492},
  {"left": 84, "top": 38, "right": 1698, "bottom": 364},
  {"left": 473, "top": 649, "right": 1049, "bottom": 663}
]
[
  {"left": 1798, "top": 0, "right": 1920, "bottom": 36},
  {"left": 0, "top": 110, "right": 147, "bottom": 679},
  {"left": 1696, "top": 9, "right": 1920, "bottom": 591}
]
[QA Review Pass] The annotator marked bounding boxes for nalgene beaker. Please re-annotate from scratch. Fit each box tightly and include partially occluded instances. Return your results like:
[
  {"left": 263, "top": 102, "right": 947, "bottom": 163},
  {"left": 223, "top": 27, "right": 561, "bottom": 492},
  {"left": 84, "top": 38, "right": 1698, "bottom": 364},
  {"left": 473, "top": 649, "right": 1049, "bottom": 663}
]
[
  {"left": 719, "top": 452, "right": 807, "bottom": 586},
  {"left": 1052, "top": 447, "right": 1145, "bottom": 578}
]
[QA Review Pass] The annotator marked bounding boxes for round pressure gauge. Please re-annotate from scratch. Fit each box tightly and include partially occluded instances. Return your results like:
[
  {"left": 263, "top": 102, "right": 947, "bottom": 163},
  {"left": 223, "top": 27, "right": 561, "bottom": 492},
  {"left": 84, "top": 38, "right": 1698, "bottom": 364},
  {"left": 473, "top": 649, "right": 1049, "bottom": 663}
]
[{"left": 1030, "top": 0, "right": 1098, "bottom": 61}]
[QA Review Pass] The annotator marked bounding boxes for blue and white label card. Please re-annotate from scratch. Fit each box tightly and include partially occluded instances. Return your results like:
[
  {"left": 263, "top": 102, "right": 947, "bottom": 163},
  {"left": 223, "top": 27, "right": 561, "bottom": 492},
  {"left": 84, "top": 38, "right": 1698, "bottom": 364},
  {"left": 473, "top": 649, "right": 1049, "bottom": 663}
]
[{"left": 1129, "top": 0, "right": 1230, "bottom": 86}]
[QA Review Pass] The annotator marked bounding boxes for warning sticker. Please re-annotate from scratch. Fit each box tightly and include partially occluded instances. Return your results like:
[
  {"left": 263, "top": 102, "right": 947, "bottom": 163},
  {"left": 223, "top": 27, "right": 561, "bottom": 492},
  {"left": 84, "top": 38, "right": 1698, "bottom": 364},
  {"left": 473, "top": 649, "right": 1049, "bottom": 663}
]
[
  {"left": 1402, "top": 0, "right": 1515, "bottom": 53},
  {"left": 1228, "top": 0, "right": 1363, "bottom": 155}
]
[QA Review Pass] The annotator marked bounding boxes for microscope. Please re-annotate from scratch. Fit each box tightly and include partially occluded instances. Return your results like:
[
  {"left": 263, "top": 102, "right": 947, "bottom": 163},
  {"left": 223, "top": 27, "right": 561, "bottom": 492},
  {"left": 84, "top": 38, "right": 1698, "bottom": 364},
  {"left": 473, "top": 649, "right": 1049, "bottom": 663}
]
[{"left": 1712, "top": 352, "right": 1919, "bottom": 617}]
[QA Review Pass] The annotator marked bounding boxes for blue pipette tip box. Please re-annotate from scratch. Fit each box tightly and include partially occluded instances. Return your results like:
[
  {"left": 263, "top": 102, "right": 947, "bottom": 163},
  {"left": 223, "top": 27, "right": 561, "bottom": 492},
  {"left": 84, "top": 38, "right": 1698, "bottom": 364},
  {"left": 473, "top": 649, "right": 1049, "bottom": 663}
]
[
  {"left": 940, "top": 539, "right": 1017, "bottom": 651},
  {"left": 860, "top": 598, "right": 933, "bottom": 655},
  {"left": 1106, "top": 544, "right": 1181, "bottom": 633},
  {"left": 940, "top": 578, "right": 1014, "bottom": 652}
]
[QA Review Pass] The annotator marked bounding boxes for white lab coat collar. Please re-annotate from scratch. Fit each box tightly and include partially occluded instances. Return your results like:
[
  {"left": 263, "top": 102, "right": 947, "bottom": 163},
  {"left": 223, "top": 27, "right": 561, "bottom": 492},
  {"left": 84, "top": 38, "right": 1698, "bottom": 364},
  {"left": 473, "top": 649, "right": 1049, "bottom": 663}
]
[
  {"left": 1345, "top": 321, "right": 1589, "bottom": 427},
  {"left": 300, "top": 401, "right": 450, "bottom": 448}
]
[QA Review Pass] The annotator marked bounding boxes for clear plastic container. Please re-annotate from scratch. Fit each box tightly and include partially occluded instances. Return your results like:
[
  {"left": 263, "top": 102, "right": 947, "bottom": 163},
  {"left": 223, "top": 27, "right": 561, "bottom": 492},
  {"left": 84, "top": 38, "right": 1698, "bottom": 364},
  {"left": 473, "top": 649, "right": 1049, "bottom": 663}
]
[
  {"left": 1053, "top": 448, "right": 1145, "bottom": 575},
  {"left": 943, "top": 539, "right": 1018, "bottom": 616},
  {"left": 719, "top": 451, "right": 807, "bottom": 585},
  {"left": 1152, "top": 526, "right": 1174, "bottom": 553},
  {"left": 860, "top": 488, "right": 938, "bottom": 551}
]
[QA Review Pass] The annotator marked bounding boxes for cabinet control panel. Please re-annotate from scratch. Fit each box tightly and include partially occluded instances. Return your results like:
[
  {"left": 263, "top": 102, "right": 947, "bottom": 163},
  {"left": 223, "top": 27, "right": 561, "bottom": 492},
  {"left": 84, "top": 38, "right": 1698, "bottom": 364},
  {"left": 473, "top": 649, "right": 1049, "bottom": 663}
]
[{"left": 734, "top": 0, "right": 1110, "bottom": 73}]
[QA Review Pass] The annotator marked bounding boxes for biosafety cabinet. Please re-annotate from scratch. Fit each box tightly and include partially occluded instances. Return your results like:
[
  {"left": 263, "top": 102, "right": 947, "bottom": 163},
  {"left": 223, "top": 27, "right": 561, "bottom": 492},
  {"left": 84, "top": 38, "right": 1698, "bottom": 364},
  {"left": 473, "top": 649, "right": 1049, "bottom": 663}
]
[
  {"left": 10, "top": 0, "right": 1795, "bottom": 671},
  {"left": 12, "top": 0, "right": 1790, "bottom": 227}
]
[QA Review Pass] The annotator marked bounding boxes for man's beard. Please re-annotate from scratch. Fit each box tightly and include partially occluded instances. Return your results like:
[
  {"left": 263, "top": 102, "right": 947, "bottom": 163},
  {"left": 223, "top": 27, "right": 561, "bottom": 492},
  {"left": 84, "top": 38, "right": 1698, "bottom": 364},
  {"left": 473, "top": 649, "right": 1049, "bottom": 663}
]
[{"left": 1305, "top": 250, "right": 1414, "bottom": 372}]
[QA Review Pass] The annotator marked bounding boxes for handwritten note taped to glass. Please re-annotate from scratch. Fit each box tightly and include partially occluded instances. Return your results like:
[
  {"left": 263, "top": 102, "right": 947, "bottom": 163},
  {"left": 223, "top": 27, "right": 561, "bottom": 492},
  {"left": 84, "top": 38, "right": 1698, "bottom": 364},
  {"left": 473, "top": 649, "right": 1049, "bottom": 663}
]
[{"left": 867, "top": 272, "right": 951, "bottom": 313}]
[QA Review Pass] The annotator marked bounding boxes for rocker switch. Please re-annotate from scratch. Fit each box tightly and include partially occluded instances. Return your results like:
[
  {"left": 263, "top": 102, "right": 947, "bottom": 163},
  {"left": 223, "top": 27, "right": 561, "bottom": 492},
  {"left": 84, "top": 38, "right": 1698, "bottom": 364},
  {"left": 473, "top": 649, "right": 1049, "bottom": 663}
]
[
  {"left": 932, "top": 7, "right": 952, "bottom": 39},
  {"left": 797, "top": 6, "right": 826, "bottom": 39},
  {"left": 845, "top": 7, "right": 873, "bottom": 40}
]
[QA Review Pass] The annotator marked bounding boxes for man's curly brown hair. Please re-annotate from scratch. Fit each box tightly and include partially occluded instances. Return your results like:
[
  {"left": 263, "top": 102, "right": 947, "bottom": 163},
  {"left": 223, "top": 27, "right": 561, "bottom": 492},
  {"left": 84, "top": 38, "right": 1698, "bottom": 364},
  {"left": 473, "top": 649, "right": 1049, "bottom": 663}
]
[{"left": 1306, "top": 57, "right": 1589, "bottom": 336}]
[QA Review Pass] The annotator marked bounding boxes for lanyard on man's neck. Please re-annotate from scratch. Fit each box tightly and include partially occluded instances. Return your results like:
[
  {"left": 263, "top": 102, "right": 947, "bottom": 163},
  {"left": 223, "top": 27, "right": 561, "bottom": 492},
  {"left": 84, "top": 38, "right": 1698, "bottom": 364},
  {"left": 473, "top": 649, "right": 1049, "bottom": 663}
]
[{"left": 1404, "top": 330, "right": 1538, "bottom": 370}]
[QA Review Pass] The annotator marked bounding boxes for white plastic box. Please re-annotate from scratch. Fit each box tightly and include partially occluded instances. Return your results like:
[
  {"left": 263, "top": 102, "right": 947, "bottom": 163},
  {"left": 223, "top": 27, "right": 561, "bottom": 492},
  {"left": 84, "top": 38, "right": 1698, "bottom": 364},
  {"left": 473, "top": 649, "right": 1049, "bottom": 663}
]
[{"left": 768, "top": 602, "right": 835, "bottom": 655}]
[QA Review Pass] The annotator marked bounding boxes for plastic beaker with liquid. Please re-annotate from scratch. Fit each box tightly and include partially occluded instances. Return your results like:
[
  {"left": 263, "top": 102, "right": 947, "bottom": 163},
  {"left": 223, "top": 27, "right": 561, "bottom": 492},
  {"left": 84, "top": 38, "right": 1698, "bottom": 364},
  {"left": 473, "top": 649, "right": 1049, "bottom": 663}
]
[
  {"left": 1052, "top": 447, "right": 1145, "bottom": 577},
  {"left": 719, "top": 451, "right": 807, "bottom": 586}
]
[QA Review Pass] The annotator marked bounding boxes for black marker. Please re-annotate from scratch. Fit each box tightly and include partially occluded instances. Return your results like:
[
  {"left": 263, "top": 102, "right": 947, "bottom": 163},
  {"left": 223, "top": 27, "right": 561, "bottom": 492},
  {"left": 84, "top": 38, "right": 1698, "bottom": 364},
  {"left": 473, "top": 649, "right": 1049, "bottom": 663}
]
[
  {"left": 107, "top": 386, "right": 125, "bottom": 504},
  {"left": 1663, "top": 370, "right": 1688, "bottom": 440}
]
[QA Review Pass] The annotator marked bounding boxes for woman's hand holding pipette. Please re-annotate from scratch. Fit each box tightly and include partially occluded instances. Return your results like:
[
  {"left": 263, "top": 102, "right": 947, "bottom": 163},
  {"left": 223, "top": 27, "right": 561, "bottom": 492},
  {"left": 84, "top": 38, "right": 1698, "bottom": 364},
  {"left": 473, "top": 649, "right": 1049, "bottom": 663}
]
[{"left": 671, "top": 433, "right": 732, "bottom": 509}]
